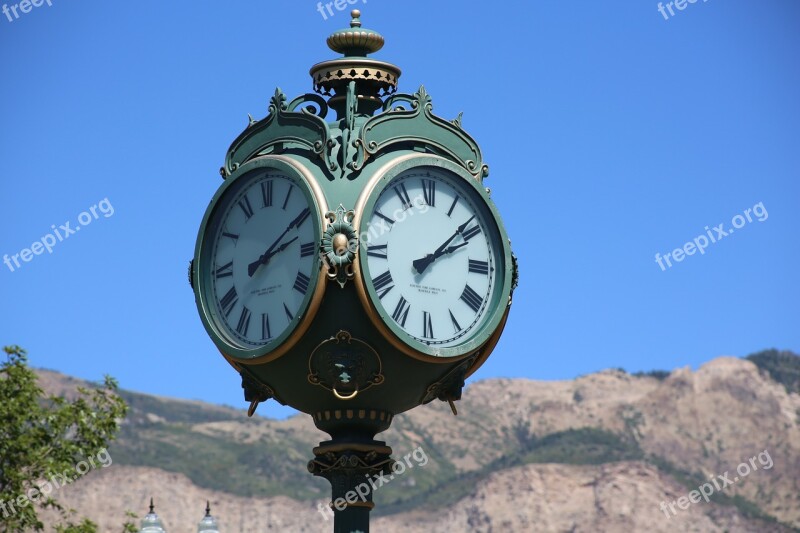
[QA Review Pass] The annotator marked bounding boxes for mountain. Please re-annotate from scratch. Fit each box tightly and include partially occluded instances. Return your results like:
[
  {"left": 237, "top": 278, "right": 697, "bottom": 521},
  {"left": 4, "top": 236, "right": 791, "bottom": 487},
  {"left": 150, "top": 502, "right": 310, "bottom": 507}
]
[{"left": 33, "top": 349, "right": 800, "bottom": 532}]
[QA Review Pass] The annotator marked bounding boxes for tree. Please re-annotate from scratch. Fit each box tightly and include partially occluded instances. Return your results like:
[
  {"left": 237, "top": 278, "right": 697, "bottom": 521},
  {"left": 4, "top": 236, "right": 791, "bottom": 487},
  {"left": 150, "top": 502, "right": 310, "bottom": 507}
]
[{"left": 0, "top": 345, "right": 129, "bottom": 532}]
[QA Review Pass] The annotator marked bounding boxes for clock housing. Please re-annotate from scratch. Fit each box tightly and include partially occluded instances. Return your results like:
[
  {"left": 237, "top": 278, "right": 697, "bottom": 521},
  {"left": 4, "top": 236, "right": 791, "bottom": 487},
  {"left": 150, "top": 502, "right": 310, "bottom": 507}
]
[
  {"left": 193, "top": 156, "right": 327, "bottom": 362},
  {"left": 354, "top": 154, "right": 513, "bottom": 361}
]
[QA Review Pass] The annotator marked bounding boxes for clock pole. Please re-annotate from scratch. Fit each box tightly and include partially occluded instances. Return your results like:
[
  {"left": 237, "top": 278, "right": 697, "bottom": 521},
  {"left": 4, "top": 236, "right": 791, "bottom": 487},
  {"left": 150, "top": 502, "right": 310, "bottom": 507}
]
[{"left": 191, "top": 10, "right": 517, "bottom": 533}]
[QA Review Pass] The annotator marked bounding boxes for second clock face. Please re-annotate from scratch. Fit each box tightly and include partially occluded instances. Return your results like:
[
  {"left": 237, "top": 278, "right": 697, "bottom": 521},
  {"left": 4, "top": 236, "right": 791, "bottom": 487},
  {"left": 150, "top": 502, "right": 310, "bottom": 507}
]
[
  {"left": 360, "top": 167, "right": 502, "bottom": 352},
  {"left": 205, "top": 170, "right": 319, "bottom": 349}
]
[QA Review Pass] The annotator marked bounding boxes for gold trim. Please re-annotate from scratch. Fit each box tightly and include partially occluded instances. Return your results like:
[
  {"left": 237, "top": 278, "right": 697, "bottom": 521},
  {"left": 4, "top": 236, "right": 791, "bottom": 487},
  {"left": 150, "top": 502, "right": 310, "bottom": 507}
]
[
  {"left": 220, "top": 155, "right": 329, "bottom": 366},
  {"left": 307, "top": 330, "right": 384, "bottom": 396},
  {"left": 313, "top": 409, "right": 393, "bottom": 425},
  {"left": 352, "top": 154, "right": 500, "bottom": 364},
  {"left": 465, "top": 305, "right": 510, "bottom": 379},
  {"left": 333, "top": 500, "right": 375, "bottom": 510},
  {"left": 333, "top": 387, "right": 359, "bottom": 400}
]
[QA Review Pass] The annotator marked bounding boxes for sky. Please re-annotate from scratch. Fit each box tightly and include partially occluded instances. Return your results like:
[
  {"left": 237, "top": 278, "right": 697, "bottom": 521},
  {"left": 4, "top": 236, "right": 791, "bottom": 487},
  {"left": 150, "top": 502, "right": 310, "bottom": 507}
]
[{"left": 1, "top": 0, "right": 798, "bottom": 419}]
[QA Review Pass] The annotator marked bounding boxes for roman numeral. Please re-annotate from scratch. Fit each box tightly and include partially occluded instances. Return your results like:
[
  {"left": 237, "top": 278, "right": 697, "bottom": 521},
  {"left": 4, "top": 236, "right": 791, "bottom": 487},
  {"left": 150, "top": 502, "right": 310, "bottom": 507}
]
[
  {"left": 462, "top": 223, "right": 481, "bottom": 242},
  {"left": 422, "top": 179, "right": 436, "bottom": 207},
  {"left": 238, "top": 196, "right": 254, "bottom": 220},
  {"left": 372, "top": 271, "right": 394, "bottom": 299},
  {"left": 422, "top": 311, "right": 434, "bottom": 339},
  {"left": 460, "top": 284, "right": 484, "bottom": 314},
  {"left": 219, "top": 287, "right": 238, "bottom": 317},
  {"left": 447, "top": 196, "right": 459, "bottom": 217},
  {"left": 374, "top": 211, "right": 395, "bottom": 227},
  {"left": 393, "top": 183, "right": 411, "bottom": 209},
  {"left": 222, "top": 232, "right": 239, "bottom": 243},
  {"left": 293, "top": 271, "right": 310, "bottom": 295},
  {"left": 449, "top": 309, "right": 462, "bottom": 333},
  {"left": 236, "top": 306, "right": 251, "bottom": 336},
  {"left": 391, "top": 297, "right": 410, "bottom": 327},
  {"left": 367, "top": 244, "right": 388, "bottom": 259},
  {"left": 261, "top": 180, "right": 273, "bottom": 207},
  {"left": 261, "top": 313, "right": 272, "bottom": 340},
  {"left": 468, "top": 259, "right": 489, "bottom": 275},
  {"left": 300, "top": 242, "right": 315, "bottom": 258},
  {"left": 215, "top": 261, "right": 233, "bottom": 279},
  {"left": 282, "top": 185, "right": 294, "bottom": 210},
  {"left": 283, "top": 303, "right": 294, "bottom": 321}
]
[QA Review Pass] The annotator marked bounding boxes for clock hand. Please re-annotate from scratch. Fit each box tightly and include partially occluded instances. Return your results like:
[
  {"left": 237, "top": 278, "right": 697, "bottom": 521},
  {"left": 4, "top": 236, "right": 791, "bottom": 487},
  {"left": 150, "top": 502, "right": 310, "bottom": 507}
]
[
  {"left": 412, "top": 216, "right": 475, "bottom": 274},
  {"left": 441, "top": 242, "right": 468, "bottom": 256},
  {"left": 247, "top": 236, "right": 300, "bottom": 277},
  {"left": 269, "top": 236, "right": 299, "bottom": 258},
  {"left": 248, "top": 208, "right": 310, "bottom": 277}
]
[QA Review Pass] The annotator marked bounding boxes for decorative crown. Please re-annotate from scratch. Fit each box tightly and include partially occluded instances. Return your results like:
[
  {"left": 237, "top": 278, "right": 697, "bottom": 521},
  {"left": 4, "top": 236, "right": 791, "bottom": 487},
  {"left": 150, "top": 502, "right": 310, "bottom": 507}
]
[{"left": 309, "top": 10, "right": 401, "bottom": 115}]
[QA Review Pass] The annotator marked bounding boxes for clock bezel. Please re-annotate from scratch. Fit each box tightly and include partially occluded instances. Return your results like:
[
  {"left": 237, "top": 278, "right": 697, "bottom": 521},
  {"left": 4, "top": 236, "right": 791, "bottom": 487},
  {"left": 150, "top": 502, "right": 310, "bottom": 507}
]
[
  {"left": 353, "top": 154, "right": 513, "bottom": 361},
  {"left": 193, "top": 155, "right": 328, "bottom": 363}
]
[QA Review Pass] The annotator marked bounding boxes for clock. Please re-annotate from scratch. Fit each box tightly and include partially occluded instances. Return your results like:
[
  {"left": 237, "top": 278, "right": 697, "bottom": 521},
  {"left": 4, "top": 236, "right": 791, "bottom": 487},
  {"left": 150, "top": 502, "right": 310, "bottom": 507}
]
[
  {"left": 354, "top": 156, "right": 512, "bottom": 360},
  {"left": 193, "top": 156, "right": 327, "bottom": 362}
]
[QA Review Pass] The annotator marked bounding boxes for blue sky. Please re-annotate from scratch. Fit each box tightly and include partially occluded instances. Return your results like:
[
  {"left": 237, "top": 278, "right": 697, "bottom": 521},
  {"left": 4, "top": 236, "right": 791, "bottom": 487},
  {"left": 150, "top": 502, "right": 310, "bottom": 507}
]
[{"left": 1, "top": 0, "right": 798, "bottom": 419}]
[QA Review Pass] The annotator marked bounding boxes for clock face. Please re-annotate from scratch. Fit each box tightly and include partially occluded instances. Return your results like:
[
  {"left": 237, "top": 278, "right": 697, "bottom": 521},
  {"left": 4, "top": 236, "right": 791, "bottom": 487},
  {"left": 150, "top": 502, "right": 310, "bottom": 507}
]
[
  {"left": 359, "top": 166, "right": 504, "bottom": 354},
  {"left": 197, "top": 166, "right": 321, "bottom": 353}
]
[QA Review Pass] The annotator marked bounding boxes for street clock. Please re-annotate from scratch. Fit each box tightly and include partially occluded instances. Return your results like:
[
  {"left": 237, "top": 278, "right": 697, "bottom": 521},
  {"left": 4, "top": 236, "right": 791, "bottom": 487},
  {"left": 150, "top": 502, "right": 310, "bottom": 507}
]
[{"left": 190, "top": 10, "right": 517, "bottom": 532}]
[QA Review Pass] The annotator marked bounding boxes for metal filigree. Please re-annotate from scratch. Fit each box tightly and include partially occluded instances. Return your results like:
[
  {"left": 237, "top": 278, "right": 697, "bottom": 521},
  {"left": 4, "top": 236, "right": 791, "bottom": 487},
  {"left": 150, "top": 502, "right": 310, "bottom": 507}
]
[
  {"left": 223, "top": 88, "right": 336, "bottom": 177},
  {"left": 351, "top": 86, "right": 488, "bottom": 179},
  {"left": 308, "top": 330, "right": 384, "bottom": 400},
  {"left": 308, "top": 446, "right": 393, "bottom": 477},
  {"left": 421, "top": 354, "right": 478, "bottom": 415},
  {"left": 511, "top": 250, "right": 519, "bottom": 298},
  {"left": 241, "top": 372, "right": 276, "bottom": 417},
  {"left": 322, "top": 205, "right": 358, "bottom": 288}
]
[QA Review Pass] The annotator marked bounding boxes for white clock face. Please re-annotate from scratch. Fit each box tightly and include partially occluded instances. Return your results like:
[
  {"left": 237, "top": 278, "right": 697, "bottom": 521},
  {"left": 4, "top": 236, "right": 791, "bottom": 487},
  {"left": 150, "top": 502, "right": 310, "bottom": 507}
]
[
  {"left": 205, "top": 170, "right": 318, "bottom": 349},
  {"left": 361, "top": 168, "right": 500, "bottom": 351}
]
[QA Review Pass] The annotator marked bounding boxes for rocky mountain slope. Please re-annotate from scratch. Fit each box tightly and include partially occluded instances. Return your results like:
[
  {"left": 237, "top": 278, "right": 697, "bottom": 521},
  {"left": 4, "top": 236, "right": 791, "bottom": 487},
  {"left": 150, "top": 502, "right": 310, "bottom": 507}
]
[{"left": 33, "top": 349, "right": 800, "bottom": 532}]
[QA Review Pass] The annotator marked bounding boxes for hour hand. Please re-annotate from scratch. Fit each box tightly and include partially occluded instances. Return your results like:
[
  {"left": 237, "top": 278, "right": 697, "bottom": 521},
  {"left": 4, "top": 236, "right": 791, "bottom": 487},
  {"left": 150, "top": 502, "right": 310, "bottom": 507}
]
[
  {"left": 247, "top": 236, "right": 299, "bottom": 277},
  {"left": 412, "top": 254, "right": 436, "bottom": 275},
  {"left": 247, "top": 209, "right": 310, "bottom": 276},
  {"left": 413, "top": 216, "right": 475, "bottom": 274}
]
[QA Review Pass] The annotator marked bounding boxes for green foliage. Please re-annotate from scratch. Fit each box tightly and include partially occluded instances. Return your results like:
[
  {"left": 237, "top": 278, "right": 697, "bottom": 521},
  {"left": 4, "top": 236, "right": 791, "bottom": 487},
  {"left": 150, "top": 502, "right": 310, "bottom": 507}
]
[
  {"left": 0, "top": 346, "right": 128, "bottom": 532},
  {"left": 646, "top": 456, "right": 784, "bottom": 528},
  {"left": 111, "top": 422, "right": 328, "bottom": 499},
  {"left": 54, "top": 518, "right": 98, "bottom": 533},
  {"left": 632, "top": 370, "right": 671, "bottom": 381},
  {"left": 514, "top": 427, "right": 643, "bottom": 466},
  {"left": 122, "top": 511, "right": 139, "bottom": 532},
  {"left": 376, "top": 427, "right": 643, "bottom": 516},
  {"left": 119, "top": 390, "right": 236, "bottom": 425},
  {"left": 745, "top": 349, "right": 800, "bottom": 394}
]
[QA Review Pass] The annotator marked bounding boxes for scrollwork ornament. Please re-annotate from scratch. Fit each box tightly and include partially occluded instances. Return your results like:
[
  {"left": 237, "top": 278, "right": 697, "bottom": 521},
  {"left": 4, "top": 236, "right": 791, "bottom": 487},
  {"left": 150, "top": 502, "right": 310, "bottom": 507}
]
[{"left": 322, "top": 205, "right": 358, "bottom": 288}]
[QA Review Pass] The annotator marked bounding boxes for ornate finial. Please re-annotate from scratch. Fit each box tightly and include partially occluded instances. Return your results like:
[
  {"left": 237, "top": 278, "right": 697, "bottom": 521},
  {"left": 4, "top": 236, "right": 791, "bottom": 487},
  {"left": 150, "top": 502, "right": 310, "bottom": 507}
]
[
  {"left": 350, "top": 10, "right": 362, "bottom": 27},
  {"left": 205, "top": 501, "right": 211, "bottom": 516},
  {"left": 311, "top": 10, "right": 401, "bottom": 115},
  {"left": 149, "top": 497, "right": 155, "bottom": 513},
  {"left": 325, "top": 11, "right": 385, "bottom": 56}
]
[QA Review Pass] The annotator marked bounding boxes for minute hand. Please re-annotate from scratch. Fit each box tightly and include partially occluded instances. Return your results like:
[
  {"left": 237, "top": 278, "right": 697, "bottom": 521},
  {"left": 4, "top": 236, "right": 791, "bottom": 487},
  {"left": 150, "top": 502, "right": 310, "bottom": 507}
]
[
  {"left": 412, "top": 215, "right": 475, "bottom": 275},
  {"left": 248, "top": 208, "right": 310, "bottom": 277}
]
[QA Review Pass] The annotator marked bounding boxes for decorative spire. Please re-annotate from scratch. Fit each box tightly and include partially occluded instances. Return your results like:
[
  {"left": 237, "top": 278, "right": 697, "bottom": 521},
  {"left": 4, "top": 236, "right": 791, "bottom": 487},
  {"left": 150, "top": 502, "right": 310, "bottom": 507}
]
[
  {"left": 326, "top": 10, "right": 385, "bottom": 57},
  {"left": 138, "top": 497, "right": 167, "bottom": 533},
  {"left": 198, "top": 501, "right": 220, "bottom": 533},
  {"left": 309, "top": 10, "right": 401, "bottom": 117}
]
